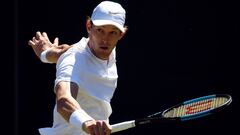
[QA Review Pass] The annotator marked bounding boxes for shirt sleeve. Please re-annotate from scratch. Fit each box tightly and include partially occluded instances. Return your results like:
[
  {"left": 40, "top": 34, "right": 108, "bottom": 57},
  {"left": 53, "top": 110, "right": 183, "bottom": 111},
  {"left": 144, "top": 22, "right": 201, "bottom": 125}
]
[{"left": 54, "top": 49, "right": 82, "bottom": 91}]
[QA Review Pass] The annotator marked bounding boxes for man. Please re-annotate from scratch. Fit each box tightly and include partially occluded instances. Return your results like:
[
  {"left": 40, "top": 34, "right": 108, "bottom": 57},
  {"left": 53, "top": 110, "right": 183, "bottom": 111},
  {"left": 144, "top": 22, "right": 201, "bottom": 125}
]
[{"left": 28, "top": 1, "right": 127, "bottom": 135}]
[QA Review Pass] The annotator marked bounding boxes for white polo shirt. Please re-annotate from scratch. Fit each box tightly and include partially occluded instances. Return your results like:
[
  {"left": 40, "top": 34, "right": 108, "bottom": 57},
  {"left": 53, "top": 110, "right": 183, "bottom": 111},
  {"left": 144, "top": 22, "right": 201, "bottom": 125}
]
[{"left": 39, "top": 37, "right": 118, "bottom": 135}]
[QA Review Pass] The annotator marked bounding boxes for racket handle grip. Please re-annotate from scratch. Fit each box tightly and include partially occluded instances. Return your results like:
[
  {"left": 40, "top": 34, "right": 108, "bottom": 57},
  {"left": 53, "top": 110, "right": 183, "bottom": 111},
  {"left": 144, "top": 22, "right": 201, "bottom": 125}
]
[{"left": 111, "top": 120, "right": 135, "bottom": 133}]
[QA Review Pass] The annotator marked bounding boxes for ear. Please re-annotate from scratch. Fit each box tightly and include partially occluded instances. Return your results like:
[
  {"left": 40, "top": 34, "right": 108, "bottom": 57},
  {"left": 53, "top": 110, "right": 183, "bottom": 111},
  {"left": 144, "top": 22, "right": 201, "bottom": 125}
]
[
  {"left": 86, "top": 19, "right": 92, "bottom": 34},
  {"left": 118, "top": 27, "right": 128, "bottom": 40}
]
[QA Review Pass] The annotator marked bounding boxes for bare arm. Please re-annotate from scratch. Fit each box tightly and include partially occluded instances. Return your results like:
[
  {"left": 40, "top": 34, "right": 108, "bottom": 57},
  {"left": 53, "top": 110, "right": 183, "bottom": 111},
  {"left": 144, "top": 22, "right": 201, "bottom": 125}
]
[
  {"left": 55, "top": 81, "right": 80, "bottom": 120},
  {"left": 28, "top": 31, "right": 71, "bottom": 63},
  {"left": 55, "top": 81, "right": 112, "bottom": 135}
]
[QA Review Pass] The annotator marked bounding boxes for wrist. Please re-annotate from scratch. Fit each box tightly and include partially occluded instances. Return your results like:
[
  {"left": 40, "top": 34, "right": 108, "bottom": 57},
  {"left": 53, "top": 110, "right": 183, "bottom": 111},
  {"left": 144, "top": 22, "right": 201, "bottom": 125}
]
[
  {"left": 40, "top": 49, "right": 53, "bottom": 63},
  {"left": 69, "top": 109, "right": 94, "bottom": 129}
]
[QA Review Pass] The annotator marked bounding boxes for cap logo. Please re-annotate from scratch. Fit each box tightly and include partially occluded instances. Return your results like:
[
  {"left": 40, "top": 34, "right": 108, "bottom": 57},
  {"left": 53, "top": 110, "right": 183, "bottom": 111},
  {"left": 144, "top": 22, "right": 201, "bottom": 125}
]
[{"left": 108, "top": 11, "right": 122, "bottom": 15}]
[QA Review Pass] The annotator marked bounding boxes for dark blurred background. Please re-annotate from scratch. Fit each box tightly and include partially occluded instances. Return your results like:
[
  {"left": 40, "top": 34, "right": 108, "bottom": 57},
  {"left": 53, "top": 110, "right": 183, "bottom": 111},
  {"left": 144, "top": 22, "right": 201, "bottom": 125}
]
[{"left": 13, "top": 0, "right": 239, "bottom": 135}]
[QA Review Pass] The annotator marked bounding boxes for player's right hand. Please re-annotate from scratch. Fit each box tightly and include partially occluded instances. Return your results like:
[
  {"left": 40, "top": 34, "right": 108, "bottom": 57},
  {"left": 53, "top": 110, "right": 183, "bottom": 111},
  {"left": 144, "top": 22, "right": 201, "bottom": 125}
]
[{"left": 82, "top": 120, "right": 112, "bottom": 135}]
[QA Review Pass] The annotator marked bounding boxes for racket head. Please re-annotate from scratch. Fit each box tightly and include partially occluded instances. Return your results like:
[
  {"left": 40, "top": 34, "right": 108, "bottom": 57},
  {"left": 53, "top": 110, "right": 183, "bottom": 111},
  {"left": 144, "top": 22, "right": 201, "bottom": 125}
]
[{"left": 161, "top": 94, "right": 232, "bottom": 121}]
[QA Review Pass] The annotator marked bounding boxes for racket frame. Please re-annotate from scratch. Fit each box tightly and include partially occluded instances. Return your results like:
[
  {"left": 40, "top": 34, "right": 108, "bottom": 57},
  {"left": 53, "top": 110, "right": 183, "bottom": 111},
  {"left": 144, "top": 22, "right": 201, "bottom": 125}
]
[{"left": 161, "top": 94, "right": 232, "bottom": 121}]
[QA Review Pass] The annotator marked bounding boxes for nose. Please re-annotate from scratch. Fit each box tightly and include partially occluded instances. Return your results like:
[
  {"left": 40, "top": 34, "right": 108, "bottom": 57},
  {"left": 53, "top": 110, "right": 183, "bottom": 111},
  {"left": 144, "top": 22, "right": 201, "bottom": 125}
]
[
  {"left": 102, "top": 40, "right": 107, "bottom": 44},
  {"left": 101, "top": 34, "right": 109, "bottom": 44}
]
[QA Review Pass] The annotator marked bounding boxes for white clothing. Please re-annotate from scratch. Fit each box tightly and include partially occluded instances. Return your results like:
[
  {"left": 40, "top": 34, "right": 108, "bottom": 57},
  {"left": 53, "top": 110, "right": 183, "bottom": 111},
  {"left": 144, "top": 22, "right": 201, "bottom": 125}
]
[{"left": 39, "top": 37, "right": 118, "bottom": 135}]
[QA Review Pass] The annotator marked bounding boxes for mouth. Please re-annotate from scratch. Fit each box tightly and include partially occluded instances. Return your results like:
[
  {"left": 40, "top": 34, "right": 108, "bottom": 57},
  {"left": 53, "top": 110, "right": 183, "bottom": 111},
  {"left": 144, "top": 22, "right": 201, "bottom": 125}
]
[{"left": 100, "top": 47, "right": 109, "bottom": 50}]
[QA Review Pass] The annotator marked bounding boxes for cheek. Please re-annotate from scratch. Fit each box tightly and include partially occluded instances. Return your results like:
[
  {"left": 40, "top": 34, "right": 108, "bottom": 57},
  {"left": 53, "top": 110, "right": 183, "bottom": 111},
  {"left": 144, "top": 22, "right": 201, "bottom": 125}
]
[
  {"left": 110, "top": 41, "right": 118, "bottom": 49},
  {"left": 112, "top": 38, "right": 120, "bottom": 45},
  {"left": 91, "top": 34, "right": 100, "bottom": 44}
]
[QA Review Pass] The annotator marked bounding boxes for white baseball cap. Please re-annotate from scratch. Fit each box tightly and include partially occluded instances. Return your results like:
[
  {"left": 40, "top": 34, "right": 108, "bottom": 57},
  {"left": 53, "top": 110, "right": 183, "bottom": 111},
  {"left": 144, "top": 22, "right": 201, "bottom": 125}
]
[{"left": 91, "top": 1, "right": 126, "bottom": 32}]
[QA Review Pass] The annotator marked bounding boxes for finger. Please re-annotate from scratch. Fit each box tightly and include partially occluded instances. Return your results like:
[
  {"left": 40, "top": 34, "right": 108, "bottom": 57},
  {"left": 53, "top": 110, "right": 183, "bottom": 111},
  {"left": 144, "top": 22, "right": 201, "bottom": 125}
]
[
  {"left": 32, "top": 37, "right": 39, "bottom": 44},
  {"left": 91, "top": 122, "right": 102, "bottom": 135},
  {"left": 28, "top": 40, "right": 35, "bottom": 46},
  {"left": 102, "top": 122, "right": 111, "bottom": 135},
  {"left": 94, "top": 125, "right": 99, "bottom": 135},
  {"left": 53, "top": 37, "right": 59, "bottom": 46},
  {"left": 36, "top": 31, "right": 42, "bottom": 40},
  {"left": 96, "top": 121, "right": 103, "bottom": 135},
  {"left": 84, "top": 120, "right": 97, "bottom": 135},
  {"left": 42, "top": 32, "right": 50, "bottom": 40},
  {"left": 90, "top": 126, "right": 97, "bottom": 135}
]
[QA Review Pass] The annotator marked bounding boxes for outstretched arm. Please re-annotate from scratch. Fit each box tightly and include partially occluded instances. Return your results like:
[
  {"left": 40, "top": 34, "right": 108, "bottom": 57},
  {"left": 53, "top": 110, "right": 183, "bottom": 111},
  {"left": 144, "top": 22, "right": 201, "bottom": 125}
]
[
  {"left": 28, "top": 31, "right": 71, "bottom": 63},
  {"left": 56, "top": 81, "right": 112, "bottom": 135}
]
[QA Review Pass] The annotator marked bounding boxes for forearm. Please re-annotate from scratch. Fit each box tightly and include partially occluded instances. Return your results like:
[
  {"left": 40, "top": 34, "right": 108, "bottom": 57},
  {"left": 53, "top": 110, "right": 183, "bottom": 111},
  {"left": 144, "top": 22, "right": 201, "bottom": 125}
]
[
  {"left": 55, "top": 82, "right": 110, "bottom": 134},
  {"left": 55, "top": 81, "right": 82, "bottom": 121},
  {"left": 57, "top": 95, "right": 81, "bottom": 121},
  {"left": 45, "top": 44, "right": 72, "bottom": 63}
]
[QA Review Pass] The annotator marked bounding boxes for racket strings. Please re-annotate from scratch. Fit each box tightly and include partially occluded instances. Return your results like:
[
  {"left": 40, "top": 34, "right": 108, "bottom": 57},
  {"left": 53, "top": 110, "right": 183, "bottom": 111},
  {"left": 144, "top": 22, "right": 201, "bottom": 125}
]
[{"left": 163, "top": 97, "right": 228, "bottom": 118}]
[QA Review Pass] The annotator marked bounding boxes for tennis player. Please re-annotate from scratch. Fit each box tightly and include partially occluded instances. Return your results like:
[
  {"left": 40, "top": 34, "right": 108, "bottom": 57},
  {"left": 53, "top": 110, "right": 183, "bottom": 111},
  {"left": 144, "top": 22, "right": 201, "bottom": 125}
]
[{"left": 28, "top": 1, "right": 127, "bottom": 135}]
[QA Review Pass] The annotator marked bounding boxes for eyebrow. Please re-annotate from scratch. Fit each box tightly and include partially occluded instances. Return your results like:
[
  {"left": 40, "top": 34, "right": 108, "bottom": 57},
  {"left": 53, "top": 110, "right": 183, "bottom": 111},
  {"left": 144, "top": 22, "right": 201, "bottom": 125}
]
[{"left": 100, "top": 25, "right": 121, "bottom": 32}]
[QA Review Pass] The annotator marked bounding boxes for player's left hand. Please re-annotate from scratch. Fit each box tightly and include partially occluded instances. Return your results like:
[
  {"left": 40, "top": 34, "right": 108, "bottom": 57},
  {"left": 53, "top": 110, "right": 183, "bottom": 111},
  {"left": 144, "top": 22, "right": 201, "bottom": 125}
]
[{"left": 28, "top": 31, "right": 59, "bottom": 58}]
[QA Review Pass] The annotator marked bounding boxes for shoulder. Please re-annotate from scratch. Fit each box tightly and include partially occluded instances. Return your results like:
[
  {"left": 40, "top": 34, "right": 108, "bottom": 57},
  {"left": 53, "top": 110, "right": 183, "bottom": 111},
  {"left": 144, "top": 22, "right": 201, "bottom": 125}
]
[
  {"left": 56, "top": 37, "right": 90, "bottom": 65},
  {"left": 56, "top": 48, "right": 89, "bottom": 68}
]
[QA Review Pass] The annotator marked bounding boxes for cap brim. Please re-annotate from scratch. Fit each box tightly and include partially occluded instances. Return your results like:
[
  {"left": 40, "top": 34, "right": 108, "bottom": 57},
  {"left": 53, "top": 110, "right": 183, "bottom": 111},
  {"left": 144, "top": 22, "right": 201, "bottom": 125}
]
[{"left": 92, "top": 20, "right": 125, "bottom": 32}]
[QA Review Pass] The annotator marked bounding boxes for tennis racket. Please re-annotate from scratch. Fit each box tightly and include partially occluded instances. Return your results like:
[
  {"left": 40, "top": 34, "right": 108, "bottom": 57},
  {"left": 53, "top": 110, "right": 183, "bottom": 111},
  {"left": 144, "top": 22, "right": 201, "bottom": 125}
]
[{"left": 111, "top": 94, "right": 232, "bottom": 133}]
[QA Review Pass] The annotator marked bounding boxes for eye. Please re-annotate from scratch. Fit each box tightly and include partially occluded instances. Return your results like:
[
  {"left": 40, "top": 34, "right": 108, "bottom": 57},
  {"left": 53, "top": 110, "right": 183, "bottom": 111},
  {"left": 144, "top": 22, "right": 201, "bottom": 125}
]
[
  {"left": 96, "top": 28, "right": 103, "bottom": 33},
  {"left": 110, "top": 31, "right": 118, "bottom": 35}
]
